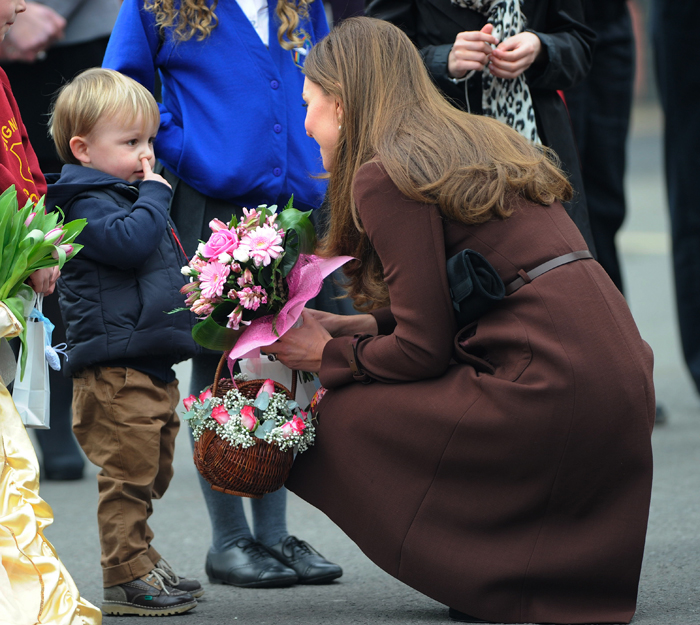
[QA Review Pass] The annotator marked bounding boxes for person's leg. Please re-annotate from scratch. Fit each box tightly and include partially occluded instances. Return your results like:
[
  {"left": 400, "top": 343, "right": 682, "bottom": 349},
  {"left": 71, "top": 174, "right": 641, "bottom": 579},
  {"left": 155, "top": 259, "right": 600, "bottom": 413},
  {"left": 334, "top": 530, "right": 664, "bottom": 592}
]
[
  {"left": 254, "top": 485, "right": 344, "bottom": 584},
  {"left": 72, "top": 366, "right": 196, "bottom": 615},
  {"left": 148, "top": 378, "right": 205, "bottom": 598},
  {"left": 34, "top": 291, "right": 84, "bottom": 480},
  {"left": 653, "top": 0, "right": 700, "bottom": 395},
  {"left": 189, "top": 352, "right": 255, "bottom": 549},
  {"left": 251, "top": 486, "right": 288, "bottom": 546},
  {"left": 189, "top": 353, "right": 298, "bottom": 587},
  {"left": 566, "top": 9, "right": 634, "bottom": 293}
]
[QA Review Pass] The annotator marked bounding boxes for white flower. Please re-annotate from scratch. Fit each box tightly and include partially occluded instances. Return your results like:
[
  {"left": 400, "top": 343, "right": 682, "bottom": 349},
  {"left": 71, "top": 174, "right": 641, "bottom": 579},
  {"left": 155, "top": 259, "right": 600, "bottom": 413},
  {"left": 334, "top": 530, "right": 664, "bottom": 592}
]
[
  {"left": 233, "top": 245, "right": 250, "bottom": 263},
  {"left": 218, "top": 252, "right": 232, "bottom": 264},
  {"left": 181, "top": 266, "right": 192, "bottom": 276}
]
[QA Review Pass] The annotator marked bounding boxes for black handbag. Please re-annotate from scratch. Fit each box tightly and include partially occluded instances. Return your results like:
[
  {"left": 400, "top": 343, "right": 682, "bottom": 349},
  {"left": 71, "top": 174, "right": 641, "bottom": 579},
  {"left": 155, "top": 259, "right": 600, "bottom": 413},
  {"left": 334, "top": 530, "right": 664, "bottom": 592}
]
[
  {"left": 446, "top": 248, "right": 594, "bottom": 328},
  {"left": 446, "top": 249, "right": 505, "bottom": 328}
]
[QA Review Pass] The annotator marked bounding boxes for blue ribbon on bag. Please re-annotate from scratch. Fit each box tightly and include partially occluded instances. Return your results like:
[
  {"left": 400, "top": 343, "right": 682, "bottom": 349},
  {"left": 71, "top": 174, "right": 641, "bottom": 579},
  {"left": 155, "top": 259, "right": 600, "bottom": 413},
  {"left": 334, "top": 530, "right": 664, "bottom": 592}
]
[{"left": 28, "top": 307, "right": 68, "bottom": 371}]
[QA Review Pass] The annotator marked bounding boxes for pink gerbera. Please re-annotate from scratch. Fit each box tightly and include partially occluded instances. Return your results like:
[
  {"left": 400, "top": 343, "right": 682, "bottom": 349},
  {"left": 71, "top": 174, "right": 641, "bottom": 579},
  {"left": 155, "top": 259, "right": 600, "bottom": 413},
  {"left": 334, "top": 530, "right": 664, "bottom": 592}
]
[
  {"left": 239, "top": 225, "right": 284, "bottom": 267},
  {"left": 199, "top": 261, "right": 230, "bottom": 299}
]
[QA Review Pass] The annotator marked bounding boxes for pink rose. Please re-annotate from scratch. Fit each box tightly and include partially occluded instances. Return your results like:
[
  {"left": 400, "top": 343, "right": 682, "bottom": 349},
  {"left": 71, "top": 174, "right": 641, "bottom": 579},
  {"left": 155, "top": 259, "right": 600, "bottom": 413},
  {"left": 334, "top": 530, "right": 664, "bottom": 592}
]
[
  {"left": 239, "top": 405, "right": 258, "bottom": 431},
  {"left": 211, "top": 405, "right": 230, "bottom": 425},
  {"left": 280, "top": 422, "right": 294, "bottom": 438},
  {"left": 291, "top": 415, "right": 306, "bottom": 434},
  {"left": 202, "top": 229, "right": 239, "bottom": 259},
  {"left": 183, "top": 394, "right": 197, "bottom": 411},
  {"left": 199, "top": 388, "right": 212, "bottom": 403},
  {"left": 256, "top": 379, "right": 276, "bottom": 399}
]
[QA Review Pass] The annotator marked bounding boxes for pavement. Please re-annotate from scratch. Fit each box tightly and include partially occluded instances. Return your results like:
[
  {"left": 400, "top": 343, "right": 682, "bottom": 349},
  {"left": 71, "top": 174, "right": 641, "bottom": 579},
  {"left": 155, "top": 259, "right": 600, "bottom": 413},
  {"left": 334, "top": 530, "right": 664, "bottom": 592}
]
[{"left": 35, "top": 102, "right": 700, "bottom": 625}]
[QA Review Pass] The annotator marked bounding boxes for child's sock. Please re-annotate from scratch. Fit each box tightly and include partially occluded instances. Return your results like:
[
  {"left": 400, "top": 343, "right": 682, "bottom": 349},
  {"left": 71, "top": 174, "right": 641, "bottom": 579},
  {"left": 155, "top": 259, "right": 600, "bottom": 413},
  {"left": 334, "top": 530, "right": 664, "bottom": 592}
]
[{"left": 252, "top": 486, "right": 289, "bottom": 547}]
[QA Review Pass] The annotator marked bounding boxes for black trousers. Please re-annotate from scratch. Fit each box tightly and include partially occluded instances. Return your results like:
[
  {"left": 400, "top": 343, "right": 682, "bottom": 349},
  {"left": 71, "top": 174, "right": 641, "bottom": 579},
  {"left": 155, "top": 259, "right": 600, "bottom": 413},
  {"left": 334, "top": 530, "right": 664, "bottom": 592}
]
[
  {"left": 652, "top": 0, "right": 700, "bottom": 395},
  {"left": 565, "top": 6, "right": 634, "bottom": 293}
]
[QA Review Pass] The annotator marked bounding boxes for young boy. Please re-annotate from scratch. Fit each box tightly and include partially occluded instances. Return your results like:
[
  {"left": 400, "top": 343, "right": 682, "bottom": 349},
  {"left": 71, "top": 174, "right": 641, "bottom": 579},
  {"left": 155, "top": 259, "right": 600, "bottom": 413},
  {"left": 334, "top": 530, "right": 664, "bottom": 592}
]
[{"left": 47, "top": 67, "right": 202, "bottom": 617}]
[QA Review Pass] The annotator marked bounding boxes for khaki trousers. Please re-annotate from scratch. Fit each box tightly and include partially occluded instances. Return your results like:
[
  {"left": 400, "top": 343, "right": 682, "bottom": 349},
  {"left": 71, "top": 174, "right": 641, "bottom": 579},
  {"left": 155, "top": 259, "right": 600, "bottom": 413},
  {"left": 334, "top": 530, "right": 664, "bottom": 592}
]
[{"left": 72, "top": 366, "right": 180, "bottom": 587}]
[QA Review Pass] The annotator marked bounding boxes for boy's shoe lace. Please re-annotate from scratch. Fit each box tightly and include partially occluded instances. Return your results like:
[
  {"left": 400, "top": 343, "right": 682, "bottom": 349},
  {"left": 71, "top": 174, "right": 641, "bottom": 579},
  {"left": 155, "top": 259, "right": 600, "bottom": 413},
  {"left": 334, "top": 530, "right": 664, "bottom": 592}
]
[{"left": 155, "top": 557, "right": 205, "bottom": 598}]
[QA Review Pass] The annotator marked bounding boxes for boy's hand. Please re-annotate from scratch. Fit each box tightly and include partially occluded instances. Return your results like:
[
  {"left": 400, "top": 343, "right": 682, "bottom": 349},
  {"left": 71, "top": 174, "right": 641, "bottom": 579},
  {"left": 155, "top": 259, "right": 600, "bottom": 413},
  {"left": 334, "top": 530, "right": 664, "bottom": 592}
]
[
  {"left": 27, "top": 267, "right": 60, "bottom": 296},
  {"left": 141, "top": 157, "right": 171, "bottom": 189}
]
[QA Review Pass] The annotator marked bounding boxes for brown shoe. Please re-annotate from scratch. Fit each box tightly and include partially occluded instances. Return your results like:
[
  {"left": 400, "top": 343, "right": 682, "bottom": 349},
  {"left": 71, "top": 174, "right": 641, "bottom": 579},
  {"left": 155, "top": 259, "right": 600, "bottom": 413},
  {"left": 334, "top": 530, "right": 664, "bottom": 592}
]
[
  {"left": 155, "top": 557, "right": 205, "bottom": 598},
  {"left": 102, "top": 568, "right": 197, "bottom": 616}
]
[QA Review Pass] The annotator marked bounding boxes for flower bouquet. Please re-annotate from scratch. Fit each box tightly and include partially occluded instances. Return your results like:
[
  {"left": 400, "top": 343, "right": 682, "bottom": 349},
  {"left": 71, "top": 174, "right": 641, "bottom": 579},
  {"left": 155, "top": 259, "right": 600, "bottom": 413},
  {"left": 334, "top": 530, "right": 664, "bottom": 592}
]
[
  {"left": 0, "top": 186, "right": 85, "bottom": 377},
  {"left": 177, "top": 197, "right": 350, "bottom": 497}
]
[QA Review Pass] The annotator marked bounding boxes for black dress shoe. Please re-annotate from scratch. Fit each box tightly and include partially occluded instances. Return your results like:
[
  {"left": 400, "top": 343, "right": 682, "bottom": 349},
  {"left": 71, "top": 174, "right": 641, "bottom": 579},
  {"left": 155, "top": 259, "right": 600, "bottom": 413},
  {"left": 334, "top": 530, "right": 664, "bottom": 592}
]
[
  {"left": 205, "top": 538, "right": 298, "bottom": 588},
  {"left": 265, "top": 536, "right": 343, "bottom": 584},
  {"left": 448, "top": 607, "right": 489, "bottom": 623}
]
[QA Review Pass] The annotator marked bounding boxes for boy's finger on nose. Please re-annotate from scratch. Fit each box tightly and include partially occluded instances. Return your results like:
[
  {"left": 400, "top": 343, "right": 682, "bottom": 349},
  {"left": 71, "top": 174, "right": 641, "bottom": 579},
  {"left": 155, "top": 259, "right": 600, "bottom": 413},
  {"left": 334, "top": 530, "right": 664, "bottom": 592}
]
[{"left": 141, "top": 156, "right": 152, "bottom": 173}]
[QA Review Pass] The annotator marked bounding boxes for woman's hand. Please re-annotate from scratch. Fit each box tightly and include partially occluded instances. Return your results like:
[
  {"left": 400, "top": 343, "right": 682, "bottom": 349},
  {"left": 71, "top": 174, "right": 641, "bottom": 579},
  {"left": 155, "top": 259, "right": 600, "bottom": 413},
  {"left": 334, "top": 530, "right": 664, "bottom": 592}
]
[
  {"left": 489, "top": 32, "right": 542, "bottom": 79},
  {"left": 447, "top": 24, "right": 499, "bottom": 79},
  {"left": 262, "top": 310, "right": 332, "bottom": 373},
  {"left": 27, "top": 267, "right": 60, "bottom": 296},
  {"left": 0, "top": 2, "right": 65, "bottom": 62},
  {"left": 305, "top": 309, "right": 378, "bottom": 337}
]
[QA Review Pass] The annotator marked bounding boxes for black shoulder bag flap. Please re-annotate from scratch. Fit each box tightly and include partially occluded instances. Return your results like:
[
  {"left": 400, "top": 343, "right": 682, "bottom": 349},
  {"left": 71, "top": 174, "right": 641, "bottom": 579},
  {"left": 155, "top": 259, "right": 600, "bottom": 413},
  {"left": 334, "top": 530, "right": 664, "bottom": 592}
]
[{"left": 446, "top": 249, "right": 505, "bottom": 328}]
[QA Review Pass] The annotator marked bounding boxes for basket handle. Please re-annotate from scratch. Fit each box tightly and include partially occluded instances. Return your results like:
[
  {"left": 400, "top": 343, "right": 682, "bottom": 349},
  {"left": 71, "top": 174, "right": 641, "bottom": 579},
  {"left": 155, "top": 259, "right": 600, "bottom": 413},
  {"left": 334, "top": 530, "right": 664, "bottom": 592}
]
[{"left": 213, "top": 351, "right": 298, "bottom": 400}]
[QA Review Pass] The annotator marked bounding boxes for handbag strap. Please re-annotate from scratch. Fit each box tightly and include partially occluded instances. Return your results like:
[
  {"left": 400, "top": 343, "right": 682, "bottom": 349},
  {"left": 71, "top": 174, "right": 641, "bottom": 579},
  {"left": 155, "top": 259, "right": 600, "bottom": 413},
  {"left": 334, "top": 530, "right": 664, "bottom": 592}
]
[{"left": 505, "top": 250, "right": 593, "bottom": 295}]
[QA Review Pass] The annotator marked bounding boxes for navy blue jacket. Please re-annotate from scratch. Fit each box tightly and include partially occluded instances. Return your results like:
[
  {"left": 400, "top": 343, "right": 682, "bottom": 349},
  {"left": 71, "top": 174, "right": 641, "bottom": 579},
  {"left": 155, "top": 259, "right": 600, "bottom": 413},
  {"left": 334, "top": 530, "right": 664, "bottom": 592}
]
[{"left": 47, "top": 165, "right": 200, "bottom": 378}]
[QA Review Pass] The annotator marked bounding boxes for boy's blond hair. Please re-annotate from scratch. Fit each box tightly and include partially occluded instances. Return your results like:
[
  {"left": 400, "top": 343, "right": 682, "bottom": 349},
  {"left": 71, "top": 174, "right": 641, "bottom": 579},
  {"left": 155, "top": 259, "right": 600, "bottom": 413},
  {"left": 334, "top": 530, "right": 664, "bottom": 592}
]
[{"left": 49, "top": 68, "right": 160, "bottom": 165}]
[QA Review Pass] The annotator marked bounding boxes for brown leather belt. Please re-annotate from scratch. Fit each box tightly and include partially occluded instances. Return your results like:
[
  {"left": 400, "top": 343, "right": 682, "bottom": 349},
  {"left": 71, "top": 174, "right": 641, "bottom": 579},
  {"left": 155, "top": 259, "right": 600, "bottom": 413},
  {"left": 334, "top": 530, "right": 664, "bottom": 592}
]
[{"left": 505, "top": 250, "right": 594, "bottom": 295}]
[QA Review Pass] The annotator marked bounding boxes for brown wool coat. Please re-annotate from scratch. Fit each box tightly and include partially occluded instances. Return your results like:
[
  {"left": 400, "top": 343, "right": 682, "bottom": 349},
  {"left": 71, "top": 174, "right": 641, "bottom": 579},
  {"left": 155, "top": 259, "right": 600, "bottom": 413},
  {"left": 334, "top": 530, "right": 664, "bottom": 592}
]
[{"left": 286, "top": 162, "right": 654, "bottom": 625}]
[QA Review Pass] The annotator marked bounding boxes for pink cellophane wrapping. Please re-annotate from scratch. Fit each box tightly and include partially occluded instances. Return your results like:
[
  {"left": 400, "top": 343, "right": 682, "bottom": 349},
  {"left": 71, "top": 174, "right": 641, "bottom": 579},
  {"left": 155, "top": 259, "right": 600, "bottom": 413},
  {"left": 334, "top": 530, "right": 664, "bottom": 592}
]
[{"left": 228, "top": 254, "right": 353, "bottom": 362}]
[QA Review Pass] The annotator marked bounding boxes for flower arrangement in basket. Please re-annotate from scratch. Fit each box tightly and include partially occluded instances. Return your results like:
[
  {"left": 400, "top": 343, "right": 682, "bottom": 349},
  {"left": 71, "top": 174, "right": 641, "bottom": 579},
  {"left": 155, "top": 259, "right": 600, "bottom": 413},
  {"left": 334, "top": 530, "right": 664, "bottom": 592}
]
[{"left": 175, "top": 197, "right": 350, "bottom": 497}]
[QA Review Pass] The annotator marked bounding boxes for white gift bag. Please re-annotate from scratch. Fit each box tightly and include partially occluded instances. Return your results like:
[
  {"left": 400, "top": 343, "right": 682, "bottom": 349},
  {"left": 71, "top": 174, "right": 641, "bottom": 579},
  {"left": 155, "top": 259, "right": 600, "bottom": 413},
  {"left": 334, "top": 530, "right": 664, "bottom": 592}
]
[
  {"left": 238, "top": 357, "right": 318, "bottom": 410},
  {"left": 13, "top": 295, "right": 50, "bottom": 429}
]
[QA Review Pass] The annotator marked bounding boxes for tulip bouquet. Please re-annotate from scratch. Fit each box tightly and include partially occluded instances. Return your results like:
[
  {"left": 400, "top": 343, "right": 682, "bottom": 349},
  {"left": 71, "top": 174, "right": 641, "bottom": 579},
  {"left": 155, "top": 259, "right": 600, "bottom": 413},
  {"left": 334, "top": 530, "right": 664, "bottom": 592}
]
[
  {"left": 0, "top": 186, "right": 85, "bottom": 370},
  {"left": 182, "top": 377, "right": 315, "bottom": 454}
]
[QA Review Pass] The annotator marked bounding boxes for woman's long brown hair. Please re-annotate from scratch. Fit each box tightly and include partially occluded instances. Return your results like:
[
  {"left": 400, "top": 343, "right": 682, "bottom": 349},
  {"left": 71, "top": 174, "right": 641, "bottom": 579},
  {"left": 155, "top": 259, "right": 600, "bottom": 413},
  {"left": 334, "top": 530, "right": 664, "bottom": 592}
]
[
  {"left": 303, "top": 17, "right": 573, "bottom": 310},
  {"left": 146, "top": 0, "right": 314, "bottom": 48}
]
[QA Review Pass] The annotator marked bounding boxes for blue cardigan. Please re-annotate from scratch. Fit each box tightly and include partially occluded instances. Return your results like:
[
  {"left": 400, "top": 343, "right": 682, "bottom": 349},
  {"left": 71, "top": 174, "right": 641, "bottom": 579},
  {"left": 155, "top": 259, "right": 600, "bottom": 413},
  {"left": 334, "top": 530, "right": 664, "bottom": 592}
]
[{"left": 103, "top": 0, "right": 329, "bottom": 211}]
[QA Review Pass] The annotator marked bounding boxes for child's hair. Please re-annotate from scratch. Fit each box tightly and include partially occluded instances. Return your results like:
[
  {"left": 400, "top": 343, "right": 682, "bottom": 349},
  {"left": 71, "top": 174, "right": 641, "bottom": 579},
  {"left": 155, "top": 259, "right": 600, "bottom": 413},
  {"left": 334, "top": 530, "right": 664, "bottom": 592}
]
[
  {"left": 49, "top": 68, "right": 160, "bottom": 166},
  {"left": 145, "top": 0, "right": 314, "bottom": 49}
]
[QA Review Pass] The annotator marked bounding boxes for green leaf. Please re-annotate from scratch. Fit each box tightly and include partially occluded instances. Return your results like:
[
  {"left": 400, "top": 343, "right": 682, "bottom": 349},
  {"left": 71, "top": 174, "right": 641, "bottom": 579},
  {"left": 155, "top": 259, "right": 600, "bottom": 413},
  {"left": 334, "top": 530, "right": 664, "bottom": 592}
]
[
  {"left": 276, "top": 206, "right": 316, "bottom": 256},
  {"left": 278, "top": 232, "right": 300, "bottom": 278},
  {"left": 253, "top": 392, "right": 270, "bottom": 412},
  {"left": 191, "top": 315, "right": 243, "bottom": 351},
  {"left": 254, "top": 420, "right": 275, "bottom": 439}
]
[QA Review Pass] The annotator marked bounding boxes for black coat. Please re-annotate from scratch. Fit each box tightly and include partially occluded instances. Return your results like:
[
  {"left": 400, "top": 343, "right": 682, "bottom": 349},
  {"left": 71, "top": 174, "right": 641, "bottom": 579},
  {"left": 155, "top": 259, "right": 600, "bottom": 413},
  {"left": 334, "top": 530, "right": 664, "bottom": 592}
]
[
  {"left": 47, "top": 165, "right": 200, "bottom": 377},
  {"left": 365, "top": 0, "right": 596, "bottom": 252}
]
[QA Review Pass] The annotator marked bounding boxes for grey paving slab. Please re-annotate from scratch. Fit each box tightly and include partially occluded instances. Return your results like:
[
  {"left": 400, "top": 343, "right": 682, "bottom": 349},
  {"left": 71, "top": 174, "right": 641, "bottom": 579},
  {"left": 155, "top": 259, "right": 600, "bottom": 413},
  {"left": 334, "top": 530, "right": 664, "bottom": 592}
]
[{"left": 35, "top": 103, "right": 700, "bottom": 624}]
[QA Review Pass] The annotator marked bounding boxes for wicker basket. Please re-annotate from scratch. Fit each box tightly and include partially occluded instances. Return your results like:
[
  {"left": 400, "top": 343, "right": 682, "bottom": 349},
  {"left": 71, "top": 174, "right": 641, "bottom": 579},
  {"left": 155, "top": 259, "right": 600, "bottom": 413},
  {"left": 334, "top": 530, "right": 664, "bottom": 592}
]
[{"left": 193, "top": 353, "right": 298, "bottom": 499}]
